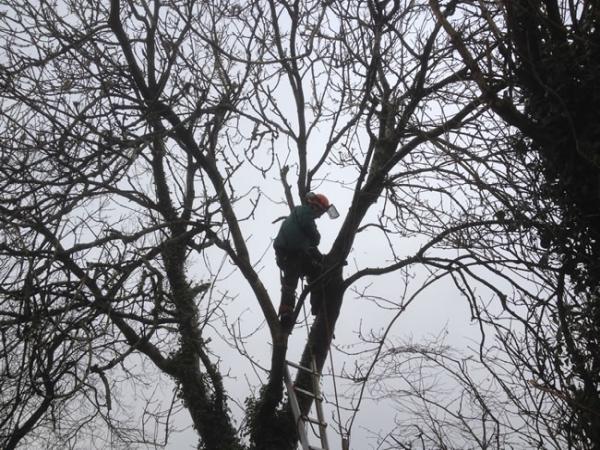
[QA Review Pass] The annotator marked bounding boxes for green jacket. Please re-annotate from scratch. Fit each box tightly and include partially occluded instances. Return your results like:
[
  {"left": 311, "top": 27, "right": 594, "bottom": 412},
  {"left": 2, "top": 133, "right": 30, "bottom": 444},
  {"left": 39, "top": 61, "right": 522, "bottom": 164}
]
[{"left": 274, "top": 205, "right": 320, "bottom": 252}]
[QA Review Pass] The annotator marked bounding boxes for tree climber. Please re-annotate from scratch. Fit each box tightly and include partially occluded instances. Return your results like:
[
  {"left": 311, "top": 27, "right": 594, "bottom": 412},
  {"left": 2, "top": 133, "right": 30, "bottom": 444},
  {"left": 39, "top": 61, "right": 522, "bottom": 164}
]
[{"left": 274, "top": 192, "right": 339, "bottom": 330}]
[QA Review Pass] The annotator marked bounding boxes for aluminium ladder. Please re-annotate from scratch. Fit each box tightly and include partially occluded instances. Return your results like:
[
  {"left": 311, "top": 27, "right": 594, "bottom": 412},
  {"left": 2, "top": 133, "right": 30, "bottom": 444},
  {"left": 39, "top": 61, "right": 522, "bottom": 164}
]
[{"left": 284, "top": 359, "right": 330, "bottom": 450}]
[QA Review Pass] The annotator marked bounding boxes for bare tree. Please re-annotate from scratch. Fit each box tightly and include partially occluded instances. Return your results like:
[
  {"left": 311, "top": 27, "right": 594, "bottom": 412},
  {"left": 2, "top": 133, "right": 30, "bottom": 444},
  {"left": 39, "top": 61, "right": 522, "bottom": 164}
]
[
  {"left": 3, "top": 1, "right": 588, "bottom": 449},
  {"left": 424, "top": 1, "right": 600, "bottom": 447}
]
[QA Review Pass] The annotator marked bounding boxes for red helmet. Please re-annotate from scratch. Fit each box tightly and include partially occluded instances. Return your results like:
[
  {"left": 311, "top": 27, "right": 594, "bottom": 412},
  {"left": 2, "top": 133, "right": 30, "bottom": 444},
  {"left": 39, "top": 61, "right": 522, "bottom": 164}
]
[{"left": 306, "top": 192, "right": 330, "bottom": 211}]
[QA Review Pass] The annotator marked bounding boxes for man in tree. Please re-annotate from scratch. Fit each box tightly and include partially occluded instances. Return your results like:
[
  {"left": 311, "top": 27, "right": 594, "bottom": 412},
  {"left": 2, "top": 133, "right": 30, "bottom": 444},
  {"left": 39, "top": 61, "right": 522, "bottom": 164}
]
[{"left": 274, "top": 192, "right": 338, "bottom": 329}]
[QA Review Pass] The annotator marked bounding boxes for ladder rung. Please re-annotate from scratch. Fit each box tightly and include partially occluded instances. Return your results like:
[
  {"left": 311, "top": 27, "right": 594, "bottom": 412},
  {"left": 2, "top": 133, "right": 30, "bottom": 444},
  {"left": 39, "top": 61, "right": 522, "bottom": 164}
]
[
  {"left": 304, "top": 415, "right": 328, "bottom": 427},
  {"left": 294, "top": 386, "right": 323, "bottom": 401},
  {"left": 286, "top": 360, "right": 319, "bottom": 376}
]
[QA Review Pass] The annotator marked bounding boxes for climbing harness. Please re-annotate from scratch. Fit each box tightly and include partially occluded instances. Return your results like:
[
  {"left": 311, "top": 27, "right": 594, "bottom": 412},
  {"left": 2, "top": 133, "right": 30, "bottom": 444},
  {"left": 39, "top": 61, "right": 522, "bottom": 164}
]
[{"left": 291, "top": 259, "right": 345, "bottom": 325}]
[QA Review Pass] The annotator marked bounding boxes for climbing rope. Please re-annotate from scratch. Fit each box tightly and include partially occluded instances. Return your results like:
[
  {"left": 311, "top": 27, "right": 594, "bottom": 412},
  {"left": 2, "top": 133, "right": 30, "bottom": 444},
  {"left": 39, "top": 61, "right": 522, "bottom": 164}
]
[
  {"left": 298, "top": 275, "right": 347, "bottom": 449},
  {"left": 320, "top": 286, "right": 347, "bottom": 448}
]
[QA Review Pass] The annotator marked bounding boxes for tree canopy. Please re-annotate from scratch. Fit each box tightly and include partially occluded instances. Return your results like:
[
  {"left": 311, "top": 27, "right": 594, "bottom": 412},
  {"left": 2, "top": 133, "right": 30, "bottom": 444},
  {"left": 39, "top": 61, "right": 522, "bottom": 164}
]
[{"left": 1, "top": 1, "right": 599, "bottom": 449}]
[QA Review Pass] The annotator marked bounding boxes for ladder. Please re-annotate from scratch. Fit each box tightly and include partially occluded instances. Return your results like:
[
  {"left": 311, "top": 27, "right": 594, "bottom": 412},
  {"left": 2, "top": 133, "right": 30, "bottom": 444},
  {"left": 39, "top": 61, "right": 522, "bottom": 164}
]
[{"left": 284, "top": 359, "right": 330, "bottom": 450}]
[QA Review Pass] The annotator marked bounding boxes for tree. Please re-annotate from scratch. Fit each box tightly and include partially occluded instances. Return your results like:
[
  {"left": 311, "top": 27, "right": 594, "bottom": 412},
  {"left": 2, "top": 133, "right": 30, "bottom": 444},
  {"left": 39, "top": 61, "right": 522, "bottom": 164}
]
[
  {"left": 2, "top": 1, "right": 590, "bottom": 449},
  {"left": 430, "top": 0, "right": 600, "bottom": 288},
  {"left": 422, "top": 1, "right": 600, "bottom": 447}
]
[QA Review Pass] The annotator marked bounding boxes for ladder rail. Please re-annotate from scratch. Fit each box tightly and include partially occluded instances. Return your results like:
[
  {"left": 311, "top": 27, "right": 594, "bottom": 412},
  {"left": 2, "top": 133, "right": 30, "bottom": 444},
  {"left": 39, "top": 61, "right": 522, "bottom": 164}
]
[
  {"left": 284, "top": 360, "right": 330, "bottom": 450},
  {"left": 311, "top": 358, "right": 330, "bottom": 450},
  {"left": 284, "top": 365, "right": 312, "bottom": 450}
]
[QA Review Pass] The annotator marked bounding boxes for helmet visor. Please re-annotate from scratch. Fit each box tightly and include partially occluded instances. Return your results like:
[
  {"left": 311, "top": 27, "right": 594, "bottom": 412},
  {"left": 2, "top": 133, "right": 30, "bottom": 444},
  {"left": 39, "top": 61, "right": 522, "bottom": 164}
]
[{"left": 326, "top": 204, "right": 340, "bottom": 219}]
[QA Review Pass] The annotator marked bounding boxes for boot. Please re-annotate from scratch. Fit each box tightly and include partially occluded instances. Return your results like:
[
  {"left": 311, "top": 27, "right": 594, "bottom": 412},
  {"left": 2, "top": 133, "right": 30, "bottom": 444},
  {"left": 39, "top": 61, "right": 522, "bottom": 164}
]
[{"left": 278, "top": 303, "right": 295, "bottom": 330}]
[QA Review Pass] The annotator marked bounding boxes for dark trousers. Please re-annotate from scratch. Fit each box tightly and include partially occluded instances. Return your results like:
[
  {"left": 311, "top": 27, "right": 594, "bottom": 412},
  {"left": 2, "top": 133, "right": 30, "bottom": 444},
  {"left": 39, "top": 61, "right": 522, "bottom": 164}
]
[{"left": 275, "top": 248, "right": 323, "bottom": 315}]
